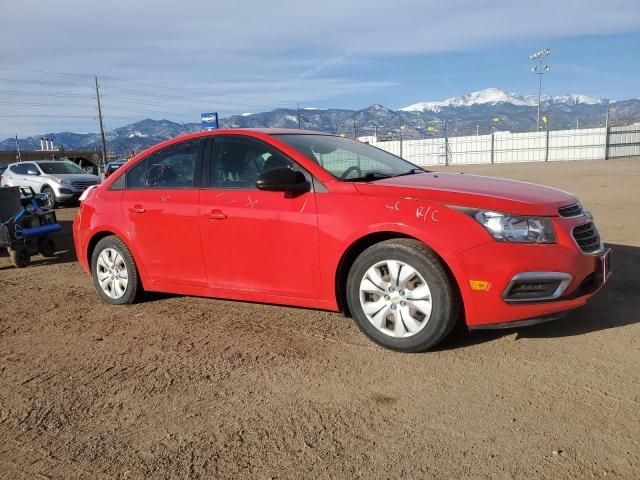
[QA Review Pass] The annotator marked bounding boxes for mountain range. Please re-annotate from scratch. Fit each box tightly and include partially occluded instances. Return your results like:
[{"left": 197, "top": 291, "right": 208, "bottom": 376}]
[{"left": 2, "top": 88, "right": 639, "bottom": 154}]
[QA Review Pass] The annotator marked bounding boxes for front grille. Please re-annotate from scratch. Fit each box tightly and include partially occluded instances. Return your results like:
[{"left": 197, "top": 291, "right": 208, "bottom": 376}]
[
  {"left": 572, "top": 222, "right": 601, "bottom": 253},
  {"left": 558, "top": 203, "right": 583, "bottom": 217},
  {"left": 71, "top": 181, "right": 99, "bottom": 190}
]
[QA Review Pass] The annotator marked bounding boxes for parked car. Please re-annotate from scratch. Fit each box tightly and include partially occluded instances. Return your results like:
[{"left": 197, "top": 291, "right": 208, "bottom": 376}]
[
  {"left": 104, "top": 160, "right": 127, "bottom": 179},
  {"left": 73, "top": 129, "right": 610, "bottom": 352},
  {"left": 1, "top": 160, "right": 101, "bottom": 208}
]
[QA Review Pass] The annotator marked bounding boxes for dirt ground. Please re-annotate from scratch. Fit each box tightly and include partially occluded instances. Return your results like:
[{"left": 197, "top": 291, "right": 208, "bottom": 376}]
[{"left": 1, "top": 158, "right": 639, "bottom": 479}]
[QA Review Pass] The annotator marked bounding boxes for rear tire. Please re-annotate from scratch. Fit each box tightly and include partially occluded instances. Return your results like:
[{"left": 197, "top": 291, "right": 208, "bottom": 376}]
[
  {"left": 91, "top": 236, "right": 143, "bottom": 305},
  {"left": 346, "top": 239, "right": 459, "bottom": 352},
  {"left": 9, "top": 246, "right": 31, "bottom": 268},
  {"left": 42, "top": 187, "right": 56, "bottom": 209}
]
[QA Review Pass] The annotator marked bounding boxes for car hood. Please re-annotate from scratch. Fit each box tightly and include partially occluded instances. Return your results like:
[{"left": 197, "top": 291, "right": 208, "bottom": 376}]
[
  {"left": 46, "top": 173, "right": 100, "bottom": 183},
  {"left": 353, "top": 172, "right": 577, "bottom": 216}
]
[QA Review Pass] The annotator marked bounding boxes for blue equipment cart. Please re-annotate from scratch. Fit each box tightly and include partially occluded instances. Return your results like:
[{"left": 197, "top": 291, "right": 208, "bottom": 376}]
[{"left": 0, "top": 187, "right": 62, "bottom": 268}]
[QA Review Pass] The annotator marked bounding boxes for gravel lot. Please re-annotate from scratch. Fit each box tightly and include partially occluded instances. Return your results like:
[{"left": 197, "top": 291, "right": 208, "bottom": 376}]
[{"left": 1, "top": 158, "right": 639, "bottom": 479}]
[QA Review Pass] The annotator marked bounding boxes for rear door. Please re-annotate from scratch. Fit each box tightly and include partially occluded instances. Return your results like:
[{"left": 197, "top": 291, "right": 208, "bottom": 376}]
[
  {"left": 199, "top": 135, "right": 322, "bottom": 299},
  {"left": 5, "top": 163, "right": 27, "bottom": 186},
  {"left": 120, "top": 138, "right": 207, "bottom": 286},
  {"left": 10, "top": 163, "right": 39, "bottom": 191}
]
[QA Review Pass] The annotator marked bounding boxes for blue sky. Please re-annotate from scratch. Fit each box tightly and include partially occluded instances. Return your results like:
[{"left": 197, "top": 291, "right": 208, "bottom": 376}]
[
  {"left": 341, "top": 33, "right": 640, "bottom": 109},
  {"left": 0, "top": 0, "right": 639, "bottom": 137}
]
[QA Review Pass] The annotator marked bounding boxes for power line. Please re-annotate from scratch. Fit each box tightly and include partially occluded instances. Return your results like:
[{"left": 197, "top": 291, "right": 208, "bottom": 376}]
[
  {"left": 0, "top": 101, "right": 93, "bottom": 107},
  {"left": 0, "top": 90, "right": 92, "bottom": 97},
  {"left": 0, "top": 78, "right": 92, "bottom": 88},
  {"left": 0, "top": 66, "right": 95, "bottom": 77},
  {"left": 100, "top": 75, "right": 282, "bottom": 104},
  {"left": 0, "top": 114, "right": 94, "bottom": 118}
]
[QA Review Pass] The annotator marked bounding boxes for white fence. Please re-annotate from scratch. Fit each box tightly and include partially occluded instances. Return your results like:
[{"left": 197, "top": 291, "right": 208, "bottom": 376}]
[{"left": 360, "top": 123, "right": 640, "bottom": 166}]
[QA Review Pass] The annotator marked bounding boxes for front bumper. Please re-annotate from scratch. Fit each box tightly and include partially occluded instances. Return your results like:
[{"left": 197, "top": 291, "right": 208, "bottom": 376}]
[
  {"left": 447, "top": 237, "right": 610, "bottom": 328},
  {"left": 54, "top": 185, "right": 93, "bottom": 203},
  {"left": 468, "top": 312, "right": 568, "bottom": 330}
]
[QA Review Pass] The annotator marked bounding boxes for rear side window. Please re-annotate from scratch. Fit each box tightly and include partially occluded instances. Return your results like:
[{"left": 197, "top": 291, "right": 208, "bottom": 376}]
[
  {"left": 110, "top": 173, "right": 126, "bottom": 190},
  {"left": 125, "top": 159, "right": 148, "bottom": 189},
  {"left": 125, "top": 139, "right": 202, "bottom": 189},
  {"left": 10, "top": 163, "right": 31, "bottom": 174}
]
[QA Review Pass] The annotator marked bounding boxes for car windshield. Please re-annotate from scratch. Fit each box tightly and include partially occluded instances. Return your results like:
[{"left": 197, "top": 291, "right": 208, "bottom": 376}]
[
  {"left": 37, "top": 161, "right": 85, "bottom": 175},
  {"left": 274, "top": 134, "right": 424, "bottom": 181}
]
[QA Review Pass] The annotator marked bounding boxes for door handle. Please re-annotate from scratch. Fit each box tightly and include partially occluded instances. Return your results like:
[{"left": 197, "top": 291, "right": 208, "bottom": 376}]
[
  {"left": 207, "top": 209, "right": 227, "bottom": 220},
  {"left": 129, "top": 205, "right": 145, "bottom": 214}
]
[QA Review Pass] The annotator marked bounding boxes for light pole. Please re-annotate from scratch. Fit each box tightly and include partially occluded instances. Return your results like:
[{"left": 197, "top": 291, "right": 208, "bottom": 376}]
[{"left": 530, "top": 48, "right": 550, "bottom": 131}]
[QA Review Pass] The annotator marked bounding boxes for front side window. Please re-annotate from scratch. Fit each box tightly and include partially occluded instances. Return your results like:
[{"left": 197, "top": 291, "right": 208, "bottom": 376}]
[
  {"left": 37, "top": 161, "right": 84, "bottom": 175},
  {"left": 274, "top": 134, "right": 421, "bottom": 181},
  {"left": 211, "top": 136, "right": 295, "bottom": 189},
  {"left": 125, "top": 138, "right": 202, "bottom": 189}
]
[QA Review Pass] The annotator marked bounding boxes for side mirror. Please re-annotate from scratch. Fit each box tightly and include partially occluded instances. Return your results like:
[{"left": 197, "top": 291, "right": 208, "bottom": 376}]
[
  {"left": 26, "top": 169, "right": 40, "bottom": 175},
  {"left": 256, "top": 167, "right": 310, "bottom": 193}
]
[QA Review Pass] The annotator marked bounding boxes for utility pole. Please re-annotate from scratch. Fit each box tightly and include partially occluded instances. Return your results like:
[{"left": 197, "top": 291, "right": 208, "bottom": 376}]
[
  {"left": 530, "top": 48, "right": 550, "bottom": 131},
  {"left": 604, "top": 106, "right": 615, "bottom": 160},
  {"left": 95, "top": 75, "right": 108, "bottom": 169},
  {"left": 443, "top": 120, "right": 449, "bottom": 166},
  {"left": 296, "top": 102, "right": 302, "bottom": 129},
  {"left": 15, "top": 135, "right": 21, "bottom": 162},
  {"left": 352, "top": 114, "right": 358, "bottom": 139}
]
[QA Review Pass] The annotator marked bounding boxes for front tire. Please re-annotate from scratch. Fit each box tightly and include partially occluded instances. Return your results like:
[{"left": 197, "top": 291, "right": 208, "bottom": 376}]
[
  {"left": 346, "top": 239, "right": 459, "bottom": 352},
  {"left": 37, "top": 235, "right": 56, "bottom": 257},
  {"left": 91, "top": 236, "right": 143, "bottom": 305},
  {"left": 42, "top": 187, "right": 56, "bottom": 209}
]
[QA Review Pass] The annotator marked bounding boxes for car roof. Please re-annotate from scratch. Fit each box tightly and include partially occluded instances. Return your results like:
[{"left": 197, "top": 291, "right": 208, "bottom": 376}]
[
  {"left": 34, "top": 160, "right": 74, "bottom": 164},
  {"left": 236, "top": 128, "right": 328, "bottom": 135}
]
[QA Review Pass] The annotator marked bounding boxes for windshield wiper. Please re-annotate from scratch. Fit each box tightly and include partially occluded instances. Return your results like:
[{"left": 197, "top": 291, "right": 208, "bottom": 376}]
[
  {"left": 393, "top": 168, "right": 427, "bottom": 177},
  {"left": 349, "top": 172, "right": 393, "bottom": 182}
]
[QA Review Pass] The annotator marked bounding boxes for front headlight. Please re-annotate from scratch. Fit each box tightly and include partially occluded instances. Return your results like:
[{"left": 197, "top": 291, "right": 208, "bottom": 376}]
[
  {"left": 53, "top": 177, "right": 72, "bottom": 186},
  {"left": 456, "top": 208, "right": 557, "bottom": 244}
]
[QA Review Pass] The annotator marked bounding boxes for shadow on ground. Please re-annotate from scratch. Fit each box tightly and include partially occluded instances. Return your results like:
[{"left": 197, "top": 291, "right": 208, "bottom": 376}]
[{"left": 439, "top": 243, "right": 639, "bottom": 350}]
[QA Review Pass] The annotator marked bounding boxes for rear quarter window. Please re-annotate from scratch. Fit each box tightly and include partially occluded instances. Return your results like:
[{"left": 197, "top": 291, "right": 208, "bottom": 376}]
[{"left": 125, "top": 159, "right": 148, "bottom": 189}]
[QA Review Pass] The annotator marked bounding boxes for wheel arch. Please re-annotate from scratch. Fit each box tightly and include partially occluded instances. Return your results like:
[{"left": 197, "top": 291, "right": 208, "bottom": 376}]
[
  {"left": 335, "top": 231, "right": 464, "bottom": 319},
  {"left": 39, "top": 183, "right": 55, "bottom": 194},
  {"left": 86, "top": 230, "right": 117, "bottom": 273}
]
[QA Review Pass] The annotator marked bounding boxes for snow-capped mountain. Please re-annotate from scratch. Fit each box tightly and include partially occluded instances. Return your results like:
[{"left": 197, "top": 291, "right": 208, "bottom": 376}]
[
  {"left": 401, "top": 88, "right": 604, "bottom": 112},
  {"left": 2, "top": 91, "right": 638, "bottom": 153}
]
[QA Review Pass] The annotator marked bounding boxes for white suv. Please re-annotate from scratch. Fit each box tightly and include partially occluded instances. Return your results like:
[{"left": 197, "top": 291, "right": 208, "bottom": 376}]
[{"left": 0, "top": 160, "right": 101, "bottom": 208}]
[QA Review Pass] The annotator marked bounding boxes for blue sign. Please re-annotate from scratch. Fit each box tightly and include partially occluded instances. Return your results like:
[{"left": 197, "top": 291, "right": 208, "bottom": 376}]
[{"left": 201, "top": 112, "right": 219, "bottom": 130}]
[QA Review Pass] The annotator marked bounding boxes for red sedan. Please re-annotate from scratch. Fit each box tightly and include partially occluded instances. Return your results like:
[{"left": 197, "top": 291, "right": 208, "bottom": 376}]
[{"left": 73, "top": 129, "right": 610, "bottom": 352}]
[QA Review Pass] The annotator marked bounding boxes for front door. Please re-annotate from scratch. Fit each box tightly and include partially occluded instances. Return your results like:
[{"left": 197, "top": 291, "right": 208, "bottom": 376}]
[
  {"left": 199, "top": 135, "right": 322, "bottom": 299},
  {"left": 120, "top": 138, "right": 206, "bottom": 286}
]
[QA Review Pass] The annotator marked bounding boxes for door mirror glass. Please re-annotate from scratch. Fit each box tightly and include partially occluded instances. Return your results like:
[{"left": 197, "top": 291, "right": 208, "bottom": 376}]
[{"left": 256, "top": 167, "right": 310, "bottom": 192}]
